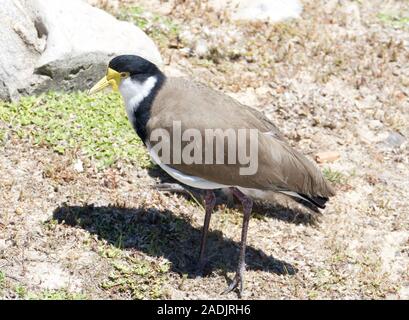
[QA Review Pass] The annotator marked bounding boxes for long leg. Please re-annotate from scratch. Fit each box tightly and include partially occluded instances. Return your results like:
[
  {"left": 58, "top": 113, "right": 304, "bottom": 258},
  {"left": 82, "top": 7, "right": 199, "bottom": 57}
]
[
  {"left": 197, "top": 189, "right": 216, "bottom": 272},
  {"left": 222, "top": 187, "right": 253, "bottom": 297}
]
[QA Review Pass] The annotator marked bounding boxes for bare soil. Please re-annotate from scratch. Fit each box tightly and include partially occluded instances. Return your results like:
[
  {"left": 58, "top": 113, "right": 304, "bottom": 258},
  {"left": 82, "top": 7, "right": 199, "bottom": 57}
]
[{"left": 1, "top": 0, "right": 408, "bottom": 299}]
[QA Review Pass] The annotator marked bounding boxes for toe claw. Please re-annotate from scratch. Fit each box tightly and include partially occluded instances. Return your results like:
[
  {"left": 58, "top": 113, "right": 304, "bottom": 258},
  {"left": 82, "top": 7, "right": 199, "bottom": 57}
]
[{"left": 221, "top": 272, "right": 244, "bottom": 297}]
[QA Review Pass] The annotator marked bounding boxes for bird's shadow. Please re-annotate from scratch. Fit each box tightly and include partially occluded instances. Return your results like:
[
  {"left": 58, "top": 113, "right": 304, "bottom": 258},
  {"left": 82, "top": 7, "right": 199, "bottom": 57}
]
[{"left": 53, "top": 204, "right": 298, "bottom": 277}]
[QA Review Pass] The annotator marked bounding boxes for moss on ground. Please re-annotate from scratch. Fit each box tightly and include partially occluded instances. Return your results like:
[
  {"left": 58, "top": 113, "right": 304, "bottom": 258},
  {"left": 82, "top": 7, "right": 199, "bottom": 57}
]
[
  {"left": 0, "top": 91, "right": 151, "bottom": 169},
  {"left": 117, "top": 5, "right": 181, "bottom": 50}
]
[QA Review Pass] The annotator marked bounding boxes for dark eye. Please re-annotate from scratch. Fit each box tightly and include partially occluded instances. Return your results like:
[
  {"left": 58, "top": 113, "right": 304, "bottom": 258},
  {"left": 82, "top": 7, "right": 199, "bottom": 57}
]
[{"left": 120, "top": 72, "right": 127, "bottom": 78}]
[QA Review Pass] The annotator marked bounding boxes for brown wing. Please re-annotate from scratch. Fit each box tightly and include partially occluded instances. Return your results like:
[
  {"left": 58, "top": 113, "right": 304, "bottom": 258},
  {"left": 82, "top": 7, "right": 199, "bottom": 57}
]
[
  {"left": 241, "top": 105, "right": 287, "bottom": 142},
  {"left": 146, "top": 77, "right": 335, "bottom": 198}
]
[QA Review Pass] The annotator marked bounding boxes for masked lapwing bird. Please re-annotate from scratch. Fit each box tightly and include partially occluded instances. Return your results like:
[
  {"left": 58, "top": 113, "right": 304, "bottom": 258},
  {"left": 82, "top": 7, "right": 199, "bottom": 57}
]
[{"left": 89, "top": 55, "right": 335, "bottom": 296}]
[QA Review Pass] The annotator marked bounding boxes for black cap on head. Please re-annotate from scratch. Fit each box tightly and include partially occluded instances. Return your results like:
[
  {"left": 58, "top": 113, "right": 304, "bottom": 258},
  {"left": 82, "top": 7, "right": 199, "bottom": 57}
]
[{"left": 108, "top": 55, "right": 159, "bottom": 76}]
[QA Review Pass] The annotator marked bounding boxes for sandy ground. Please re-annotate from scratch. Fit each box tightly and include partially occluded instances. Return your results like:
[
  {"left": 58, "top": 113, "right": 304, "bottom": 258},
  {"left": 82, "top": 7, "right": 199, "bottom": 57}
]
[{"left": 1, "top": 0, "right": 409, "bottom": 299}]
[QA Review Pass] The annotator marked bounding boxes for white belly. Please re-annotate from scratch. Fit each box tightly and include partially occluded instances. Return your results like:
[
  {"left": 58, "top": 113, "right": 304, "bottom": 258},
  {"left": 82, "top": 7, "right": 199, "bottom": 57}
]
[{"left": 147, "top": 143, "right": 228, "bottom": 190}]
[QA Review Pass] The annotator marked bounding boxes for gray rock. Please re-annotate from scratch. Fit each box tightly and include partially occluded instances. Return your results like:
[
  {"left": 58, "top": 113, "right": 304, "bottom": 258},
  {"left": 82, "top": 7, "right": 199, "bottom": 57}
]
[
  {"left": 0, "top": 0, "right": 45, "bottom": 101},
  {"left": 33, "top": 52, "right": 115, "bottom": 94},
  {"left": 0, "top": 238, "right": 7, "bottom": 252},
  {"left": 384, "top": 131, "right": 406, "bottom": 148},
  {"left": 0, "top": 0, "right": 162, "bottom": 101}
]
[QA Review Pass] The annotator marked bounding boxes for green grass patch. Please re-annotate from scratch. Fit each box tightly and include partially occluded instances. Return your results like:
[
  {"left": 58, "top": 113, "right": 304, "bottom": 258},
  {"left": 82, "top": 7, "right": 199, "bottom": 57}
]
[
  {"left": 0, "top": 91, "right": 151, "bottom": 169},
  {"left": 0, "top": 270, "right": 5, "bottom": 291},
  {"left": 323, "top": 168, "right": 346, "bottom": 185},
  {"left": 0, "top": 128, "right": 4, "bottom": 145},
  {"left": 11, "top": 285, "right": 87, "bottom": 300},
  {"left": 117, "top": 6, "right": 181, "bottom": 49},
  {"left": 101, "top": 254, "right": 170, "bottom": 299},
  {"left": 26, "top": 289, "right": 87, "bottom": 300},
  {"left": 378, "top": 13, "right": 409, "bottom": 28},
  {"left": 15, "top": 284, "right": 27, "bottom": 298}
]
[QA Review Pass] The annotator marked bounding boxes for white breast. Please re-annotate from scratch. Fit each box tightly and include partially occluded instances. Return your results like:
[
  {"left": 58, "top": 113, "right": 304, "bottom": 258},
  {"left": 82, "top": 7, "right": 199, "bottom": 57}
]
[{"left": 119, "top": 76, "right": 157, "bottom": 123}]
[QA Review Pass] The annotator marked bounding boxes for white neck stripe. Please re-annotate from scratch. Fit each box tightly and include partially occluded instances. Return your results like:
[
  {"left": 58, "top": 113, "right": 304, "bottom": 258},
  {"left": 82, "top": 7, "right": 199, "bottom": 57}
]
[{"left": 119, "top": 76, "right": 157, "bottom": 123}]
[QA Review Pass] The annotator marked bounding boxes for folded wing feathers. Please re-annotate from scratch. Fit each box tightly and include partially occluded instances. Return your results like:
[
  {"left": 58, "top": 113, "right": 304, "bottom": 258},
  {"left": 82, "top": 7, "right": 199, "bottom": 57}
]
[{"left": 277, "top": 141, "right": 336, "bottom": 198}]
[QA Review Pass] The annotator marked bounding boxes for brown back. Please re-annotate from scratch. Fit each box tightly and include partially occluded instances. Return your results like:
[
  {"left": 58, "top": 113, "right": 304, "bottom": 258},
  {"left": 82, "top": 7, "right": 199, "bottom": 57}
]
[{"left": 146, "top": 77, "right": 335, "bottom": 197}]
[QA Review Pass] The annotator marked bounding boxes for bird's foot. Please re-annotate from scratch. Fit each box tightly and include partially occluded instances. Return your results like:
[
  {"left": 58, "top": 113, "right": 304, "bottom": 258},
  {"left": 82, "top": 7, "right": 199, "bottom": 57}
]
[{"left": 222, "top": 268, "right": 244, "bottom": 298}]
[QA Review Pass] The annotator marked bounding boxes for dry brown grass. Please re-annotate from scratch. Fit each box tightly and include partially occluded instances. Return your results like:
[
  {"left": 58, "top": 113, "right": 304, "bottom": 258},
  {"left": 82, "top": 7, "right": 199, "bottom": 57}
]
[{"left": 0, "top": 0, "right": 408, "bottom": 299}]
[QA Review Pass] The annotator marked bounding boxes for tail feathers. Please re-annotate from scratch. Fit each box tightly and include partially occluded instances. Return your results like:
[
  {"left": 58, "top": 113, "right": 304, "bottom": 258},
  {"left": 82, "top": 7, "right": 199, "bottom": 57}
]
[
  {"left": 279, "top": 191, "right": 329, "bottom": 209},
  {"left": 297, "top": 193, "right": 329, "bottom": 209}
]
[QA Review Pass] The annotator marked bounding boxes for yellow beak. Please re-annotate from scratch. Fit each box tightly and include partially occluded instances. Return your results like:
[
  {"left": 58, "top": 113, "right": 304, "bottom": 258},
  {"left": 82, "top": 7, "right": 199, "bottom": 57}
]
[{"left": 88, "top": 68, "right": 120, "bottom": 94}]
